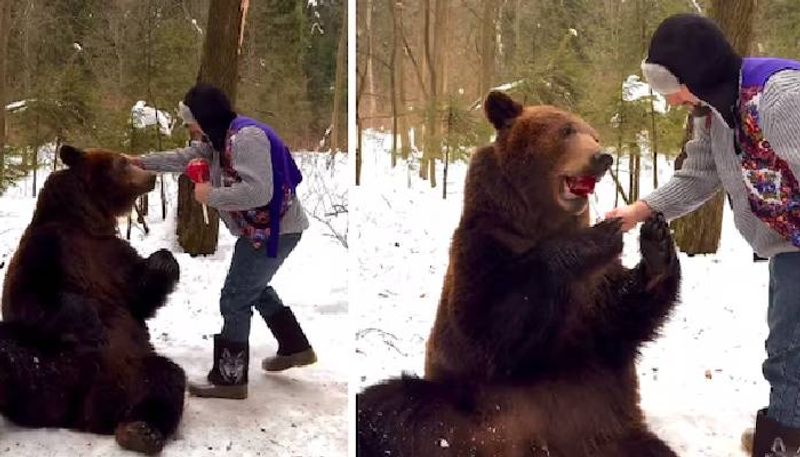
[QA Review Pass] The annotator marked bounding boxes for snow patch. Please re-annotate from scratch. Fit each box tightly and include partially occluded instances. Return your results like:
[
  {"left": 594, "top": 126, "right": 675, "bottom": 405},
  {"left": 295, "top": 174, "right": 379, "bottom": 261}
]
[
  {"left": 5, "top": 100, "right": 28, "bottom": 113},
  {"left": 131, "top": 101, "right": 174, "bottom": 136},
  {"left": 623, "top": 74, "right": 668, "bottom": 114}
]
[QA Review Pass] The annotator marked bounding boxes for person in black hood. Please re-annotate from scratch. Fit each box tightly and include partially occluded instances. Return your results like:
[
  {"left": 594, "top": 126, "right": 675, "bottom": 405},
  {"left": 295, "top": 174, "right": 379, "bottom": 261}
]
[
  {"left": 133, "top": 84, "right": 317, "bottom": 400},
  {"left": 605, "top": 13, "right": 800, "bottom": 457},
  {"left": 642, "top": 13, "right": 742, "bottom": 127},
  {"left": 181, "top": 84, "right": 237, "bottom": 150}
]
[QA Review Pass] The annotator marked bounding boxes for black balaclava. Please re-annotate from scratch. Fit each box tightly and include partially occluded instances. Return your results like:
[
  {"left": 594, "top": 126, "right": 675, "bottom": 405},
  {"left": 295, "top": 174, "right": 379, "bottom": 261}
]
[
  {"left": 645, "top": 13, "right": 743, "bottom": 128},
  {"left": 183, "top": 84, "right": 237, "bottom": 152}
]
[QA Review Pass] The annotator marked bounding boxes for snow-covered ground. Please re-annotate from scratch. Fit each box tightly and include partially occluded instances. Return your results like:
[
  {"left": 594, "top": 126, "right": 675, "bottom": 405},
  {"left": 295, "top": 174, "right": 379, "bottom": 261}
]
[
  {"left": 0, "top": 149, "right": 349, "bottom": 456},
  {"left": 353, "top": 130, "right": 769, "bottom": 456}
]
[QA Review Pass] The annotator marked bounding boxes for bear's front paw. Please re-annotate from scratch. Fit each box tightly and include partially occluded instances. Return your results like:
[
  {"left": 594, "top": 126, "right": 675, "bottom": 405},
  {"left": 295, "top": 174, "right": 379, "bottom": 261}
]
[
  {"left": 591, "top": 217, "right": 624, "bottom": 257},
  {"left": 147, "top": 249, "right": 180, "bottom": 283},
  {"left": 640, "top": 213, "right": 676, "bottom": 275},
  {"left": 115, "top": 421, "right": 165, "bottom": 455}
]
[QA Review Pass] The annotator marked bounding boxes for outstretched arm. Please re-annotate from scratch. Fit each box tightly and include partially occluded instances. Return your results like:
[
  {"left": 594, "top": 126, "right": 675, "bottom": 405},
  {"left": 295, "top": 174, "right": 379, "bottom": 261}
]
[
  {"left": 641, "top": 114, "right": 721, "bottom": 221},
  {"left": 137, "top": 141, "right": 213, "bottom": 173}
]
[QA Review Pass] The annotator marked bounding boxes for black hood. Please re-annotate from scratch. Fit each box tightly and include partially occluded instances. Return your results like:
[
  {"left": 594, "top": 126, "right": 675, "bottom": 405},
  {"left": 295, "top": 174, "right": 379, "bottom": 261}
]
[
  {"left": 646, "top": 13, "right": 743, "bottom": 127},
  {"left": 183, "top": 84, "right": 237, "bottom": 152}
]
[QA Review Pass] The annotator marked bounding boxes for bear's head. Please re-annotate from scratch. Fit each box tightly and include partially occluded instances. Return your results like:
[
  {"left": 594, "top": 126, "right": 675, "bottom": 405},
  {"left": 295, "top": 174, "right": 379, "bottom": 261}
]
[
  {"left": 59, "top": 145, "right": 156, "bottom": 217},
  {"left": 38, "top": 145, "right": 157, "bottom": 225},
  {"left": 473, "top": 91, "right": 612, "bottom": 237}
]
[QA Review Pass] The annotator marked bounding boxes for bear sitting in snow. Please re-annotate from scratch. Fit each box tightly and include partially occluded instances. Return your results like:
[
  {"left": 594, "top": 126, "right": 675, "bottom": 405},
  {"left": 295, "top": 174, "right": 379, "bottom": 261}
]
[
  {"left": 357, "top": 92, "right": 681, "bottom": 456},
  {"left": 0, "top": 145, "right": 186, "bottom": 455}
]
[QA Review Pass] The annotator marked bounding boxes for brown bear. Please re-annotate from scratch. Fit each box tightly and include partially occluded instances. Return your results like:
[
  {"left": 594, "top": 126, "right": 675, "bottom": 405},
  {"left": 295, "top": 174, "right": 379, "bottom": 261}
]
[
  {"left": 0, "top": 145, "right": 186, "bottom": 455},
  {"left": 357, "top": 92, "right": 681, "bottom": 456}
]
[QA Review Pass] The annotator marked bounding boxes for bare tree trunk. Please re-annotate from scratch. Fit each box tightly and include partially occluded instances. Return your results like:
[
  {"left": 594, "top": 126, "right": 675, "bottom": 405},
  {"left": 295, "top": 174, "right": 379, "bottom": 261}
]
[
  {"left": 478, "top": 0, "right": 497, "bottom": 145},
  {"left": 422, "top": 0, "right": 442, "bottom": 187},
  {"left": 670, "top": 0, "right": 756, "bottom": 255},
  {"left": 709, "top": 0, "right": 756, "bottom": 52},
  {"left": 32, "top": 116, "right": 39, "bottom": 197},
  {"left": 613, "top": 0, "right": 623, "bottom": 207},
  {"left": 637, "top": 0, "right": 658, "bottom": 189},
  {"left": 0, "top": 0, "right": 9, "bottom": 189},
  {"left": 365, "top": 0, "right": 375, "bottom": 127},
  {"left": 389, "top": 0, "right": 398, "bottom": 168},
  {"left": 177, "top": 0, "right": 249, "bottom": 256},
  {"left": 443, "top": 105, "right": 453, "bottom": 200},
  {"left": 53, "top": 136, "right": 62, "bottom": 172},
  {"left": 396, "top": 4, "right": 426, "bottom": 163},
  {"left": 396, "top": 0, "right": 410, "bottom": 161},
  {"left": 671, "top": 112, "right": 726, "bottom": 254},
  {"left": 331, "top": 3, "right": 347, "bottom": 155},
  {"left": 356, "top": 120, "right": 362, "bottom": 186},
  {"left": 398, "top": 47, "right": 410, "bottom": 161},
  {"left": 436, "top": 0, "right": 449, "bottom": 97},
  {"left": 145, "top": 0, "right": 156, "bottom": 220},
  {"left": 478, "top": 0, "right": 497, "bottom": 97},
  {"left": 628, "top": 149, "right": 635, "bottom": 201},
  {"left": 649, "top": 88, "right": 659, "bottom": 189},
  {"left": 21, "top": 1, "right": 31, "bottom": 99},
  {"left": 197, "top": 0, "right": 249, "bottom": 102},
  {"left": 634, "top": 151, "right": 640, "bottom": 201},
  {"left": 356, "top": 33, "right": 368, "bottom": 186},
  {"left": 614, "top": 145, "right": 622, "bottom": 207},
  {"left": 514, "top": 0, "right": 521, "bottom": 66}
]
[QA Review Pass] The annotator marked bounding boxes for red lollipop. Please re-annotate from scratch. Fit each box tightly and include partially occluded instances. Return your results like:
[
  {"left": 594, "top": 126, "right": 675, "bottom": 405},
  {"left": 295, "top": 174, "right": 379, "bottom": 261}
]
[
  {"left": 565, "top": 175, "right": 597, "bottom": 197},
  {"left": 186, "top": 159, "right": 210, "bottom": 224},
  {"left": 186, "top": 158, "right": 210, "bottom": 184}
]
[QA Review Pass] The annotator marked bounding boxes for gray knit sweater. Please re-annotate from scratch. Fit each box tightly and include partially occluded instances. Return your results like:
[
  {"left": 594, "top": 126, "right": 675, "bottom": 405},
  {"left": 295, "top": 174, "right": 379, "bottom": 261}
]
[
  {"left": 643, "top": 70, "right": 800, "bottom": 258},
  {"left": 139, "top": 127, "right": 309, "bottom": 237}
]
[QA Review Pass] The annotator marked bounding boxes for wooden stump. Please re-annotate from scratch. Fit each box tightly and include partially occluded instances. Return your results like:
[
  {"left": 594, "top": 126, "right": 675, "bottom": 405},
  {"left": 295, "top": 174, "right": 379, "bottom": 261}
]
[
  {"left": 671, "top": 191, "right": 725, "bottom": 255},
  {"left": 176, "top": 174, "right": 219, "bottom": 256}
]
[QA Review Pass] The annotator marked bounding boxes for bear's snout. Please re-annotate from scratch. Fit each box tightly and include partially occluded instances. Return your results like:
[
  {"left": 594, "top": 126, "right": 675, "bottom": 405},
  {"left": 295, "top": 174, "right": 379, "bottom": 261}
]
[
  {"left": 130, "top": 167, "right": 157, "bottom": 194},
  {"left": 590, "top": 153, "right": 613, "bottom": 177}
]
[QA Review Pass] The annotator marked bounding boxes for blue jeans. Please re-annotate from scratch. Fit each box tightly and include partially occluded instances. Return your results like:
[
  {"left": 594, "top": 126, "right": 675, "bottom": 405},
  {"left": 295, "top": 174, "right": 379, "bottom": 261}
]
[
  {"left": 219, "top": 233, "right": 302, "bottom": 343},
  {"left": 764, "top": 251, "right": 800, "bottom": 427}
]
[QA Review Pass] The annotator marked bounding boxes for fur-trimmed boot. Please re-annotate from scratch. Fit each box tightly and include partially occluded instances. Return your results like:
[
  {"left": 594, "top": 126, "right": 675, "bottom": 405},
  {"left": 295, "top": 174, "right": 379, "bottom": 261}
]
[
  {"left": 262, "top": 306, "right": 317, "bottom": 372},
  {"left": 746, "top": 409, "right": 800, "bottom": 457},
  {"left": 188, "top": 334, "right": 248, "bottom": 399}
]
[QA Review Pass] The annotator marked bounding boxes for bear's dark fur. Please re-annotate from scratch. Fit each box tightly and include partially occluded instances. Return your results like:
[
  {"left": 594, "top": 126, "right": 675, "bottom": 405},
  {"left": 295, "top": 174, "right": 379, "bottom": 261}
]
[
  {"left": 357, "top": 92, "right": 681, "bottom": 457},
  {"left": 0, "top": 145, "right": 186, "bottom": 455}
]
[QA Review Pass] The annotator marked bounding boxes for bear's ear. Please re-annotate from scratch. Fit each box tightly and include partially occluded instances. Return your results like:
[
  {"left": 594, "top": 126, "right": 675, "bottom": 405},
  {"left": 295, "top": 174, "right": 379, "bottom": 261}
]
[
  {"left": 59, "top": 144, "right": 85, "bottom": 168},
  {"left": 484, "top": 91, "right": 523, "bottom": 131}
]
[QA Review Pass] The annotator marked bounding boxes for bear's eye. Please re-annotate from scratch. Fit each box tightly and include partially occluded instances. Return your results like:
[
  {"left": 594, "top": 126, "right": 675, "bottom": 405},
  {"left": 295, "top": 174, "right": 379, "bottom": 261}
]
[{"left": 110, "top": 158, "right": 128, "bottom": 175}]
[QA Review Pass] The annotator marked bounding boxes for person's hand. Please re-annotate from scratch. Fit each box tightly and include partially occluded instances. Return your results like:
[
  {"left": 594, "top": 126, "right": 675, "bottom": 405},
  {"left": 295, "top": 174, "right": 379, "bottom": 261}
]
[
  {"left": 123, "top": 154, "right": 144, "bottom": 168},
  {"left": 194, "top": 182, "right": 212, "bottom": 205},
  {"left": 604, "top": 200, "right": 654, "bottom": 232}
]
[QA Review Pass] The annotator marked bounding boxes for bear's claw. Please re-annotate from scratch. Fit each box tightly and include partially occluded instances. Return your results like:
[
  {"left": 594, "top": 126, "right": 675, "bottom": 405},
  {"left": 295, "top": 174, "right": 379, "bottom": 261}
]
[
  {"left": 146, "top": 249, "right": 180, "bottom": 283},
  {"left": 640, "top": 212, "right": 676, "bottom": 275},
  {"left": 115, "top": 421, "right": 165, "bottom": 455}
]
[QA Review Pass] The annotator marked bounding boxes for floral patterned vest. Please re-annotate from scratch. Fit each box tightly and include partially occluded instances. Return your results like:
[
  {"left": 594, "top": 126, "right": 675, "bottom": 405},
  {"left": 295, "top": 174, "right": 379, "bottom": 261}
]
[{"left": 736, "top": 57, "right": 800, "bottom": 247}]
